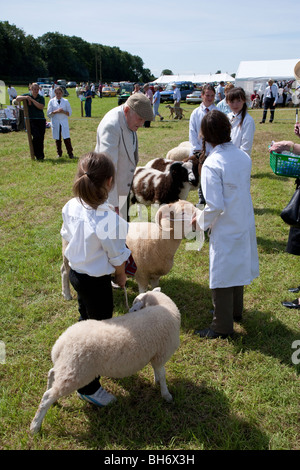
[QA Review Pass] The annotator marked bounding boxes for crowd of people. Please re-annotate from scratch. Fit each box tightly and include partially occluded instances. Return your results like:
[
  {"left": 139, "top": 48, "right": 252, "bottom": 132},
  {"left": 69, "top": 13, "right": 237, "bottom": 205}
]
[{"left": 7, "top": 74, "right": 299, "bottom": 407}]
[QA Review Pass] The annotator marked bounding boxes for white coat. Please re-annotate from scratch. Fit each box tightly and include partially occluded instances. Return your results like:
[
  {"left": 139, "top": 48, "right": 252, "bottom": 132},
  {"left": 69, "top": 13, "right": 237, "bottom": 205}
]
[
  {"left": 47, "top": 97, "right": 72, "bottom": 140},
  {"left": 228, "top": 111, "right": 255, "bottom": 157},
  {"left": 95, "top": 105, "right": 138, "bottom": 213},
  {"left": 197, "top": 142, "right": 259, "bottom": 289}
]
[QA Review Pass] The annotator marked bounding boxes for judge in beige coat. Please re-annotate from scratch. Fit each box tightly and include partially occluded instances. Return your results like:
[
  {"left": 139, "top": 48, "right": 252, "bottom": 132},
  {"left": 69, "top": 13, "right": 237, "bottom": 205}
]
[{"left": 95, "top": 93, "right": 153, "bottom": 219}]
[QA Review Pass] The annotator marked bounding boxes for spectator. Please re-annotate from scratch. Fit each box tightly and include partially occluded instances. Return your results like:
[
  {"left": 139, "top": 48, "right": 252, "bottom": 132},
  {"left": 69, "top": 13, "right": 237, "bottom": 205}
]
[
  {"left": 260, "top": 79, "right": 278, "bottom": 123},
  {"left": 84, "top": 85, "right": 93, "bottom": 117},
  {"left": 172, "top": 83, "right": 182, "bottom": 119},
  {"left": 270, "top": 127, "right": 300, "bottom": 309},
  {"left": 15, "top": 83, "right": 46, "bottom": 160},
  {"left": 7, "top": 85, "right": 17, "bottom": 104},
  {"left": 215, "top": 81, "right": 225, "bottom": 104},
  {"left": 143, "top": 83, "right": 153, "bottom": 128},
  {"left": 47, "top": 86, "right": 75, "bottom": 159},
  {"left": 153, "top": 85, "right": 164, "bottom": 121}
]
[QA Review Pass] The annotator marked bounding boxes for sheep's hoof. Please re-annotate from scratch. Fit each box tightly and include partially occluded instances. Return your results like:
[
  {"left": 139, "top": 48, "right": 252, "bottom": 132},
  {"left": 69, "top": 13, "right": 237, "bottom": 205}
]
[
  {"left": 163, "top": 393, "right": 173, "bottom": 403},
  {"left": 62, "top": 291, "right": 72, "bottom": 301}
]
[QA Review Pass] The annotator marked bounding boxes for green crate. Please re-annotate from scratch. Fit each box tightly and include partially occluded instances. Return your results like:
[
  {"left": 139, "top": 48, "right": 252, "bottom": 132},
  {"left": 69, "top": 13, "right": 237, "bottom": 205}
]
[{"left": 270, "top": 151, "right": 300, "bottom": 177}]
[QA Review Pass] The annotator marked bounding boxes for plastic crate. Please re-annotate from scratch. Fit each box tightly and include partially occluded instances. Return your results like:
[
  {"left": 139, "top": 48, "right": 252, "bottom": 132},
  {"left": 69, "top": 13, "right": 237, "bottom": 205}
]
[{"left": 270, "top": 151, "right": 300, "bottom": 177}]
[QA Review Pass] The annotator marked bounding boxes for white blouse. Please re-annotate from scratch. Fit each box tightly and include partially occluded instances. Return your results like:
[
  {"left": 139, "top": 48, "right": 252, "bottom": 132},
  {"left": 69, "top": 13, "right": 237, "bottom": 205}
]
[
  {"left": 228, "top": 111, "right": 255, "bottom": 157},
  {"left": 61, "top": 198, "right": 131, "bottom": 277}
]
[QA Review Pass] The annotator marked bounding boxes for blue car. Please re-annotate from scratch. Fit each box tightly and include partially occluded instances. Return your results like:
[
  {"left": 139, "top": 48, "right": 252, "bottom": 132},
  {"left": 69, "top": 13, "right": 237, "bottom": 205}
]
[{"left": 160, "top": 81, "right": 194, "bottom": 103}]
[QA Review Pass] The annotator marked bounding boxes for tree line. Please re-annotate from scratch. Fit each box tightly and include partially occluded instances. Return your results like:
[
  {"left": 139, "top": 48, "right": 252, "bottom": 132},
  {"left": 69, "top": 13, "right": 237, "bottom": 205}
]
[{"left": 0, "top": 21, "right": 154, "bottom": 84}]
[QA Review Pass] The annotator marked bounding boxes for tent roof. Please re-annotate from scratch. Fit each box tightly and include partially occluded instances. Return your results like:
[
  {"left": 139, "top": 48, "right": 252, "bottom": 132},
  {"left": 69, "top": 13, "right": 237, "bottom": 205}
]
[
  {"left": 235, "top": 59, "right": 299, "bottom": 80},
  {"left": 153, "top": 73, "right": 234, "bottom": 84}
]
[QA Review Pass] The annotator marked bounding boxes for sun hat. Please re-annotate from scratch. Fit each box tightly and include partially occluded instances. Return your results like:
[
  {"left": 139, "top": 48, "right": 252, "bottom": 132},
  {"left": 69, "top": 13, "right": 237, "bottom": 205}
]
[
  {"left": 294, "top": 61, "right": 300, "bottom": 81},
  {"left": 126, "top": 93, "right": 154, "bottom": 121}
]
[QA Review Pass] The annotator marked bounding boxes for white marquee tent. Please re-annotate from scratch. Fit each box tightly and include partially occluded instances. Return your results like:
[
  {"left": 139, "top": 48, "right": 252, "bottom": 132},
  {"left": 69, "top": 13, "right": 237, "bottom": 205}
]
[
  {"left": 235, "top": 59, "right": 299, "bottom": 95},
  {"left": 153, "top": 73, "right": 234, "bottom": 85}
]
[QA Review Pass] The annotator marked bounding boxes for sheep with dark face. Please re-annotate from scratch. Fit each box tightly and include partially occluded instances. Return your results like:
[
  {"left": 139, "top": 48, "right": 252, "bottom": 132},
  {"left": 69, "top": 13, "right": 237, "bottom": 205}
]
[
  {"left": 131, "top": 161, "right": 197, "bottom": 206},
  {"left": 145, "top": 155, "right": 200, "bottom": 193}
]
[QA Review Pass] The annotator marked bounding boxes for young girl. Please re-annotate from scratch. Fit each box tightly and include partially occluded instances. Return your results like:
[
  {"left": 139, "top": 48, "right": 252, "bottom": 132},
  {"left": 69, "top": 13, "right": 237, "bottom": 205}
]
[
  {"left": 61, "top": 152, "right": 131, "bottom": 406},
  {"left": 226, "top": 87, "right": 255, "bottom": 157},
  {"left": 194, "top": 110, "right": 259, "bottom": 338}
]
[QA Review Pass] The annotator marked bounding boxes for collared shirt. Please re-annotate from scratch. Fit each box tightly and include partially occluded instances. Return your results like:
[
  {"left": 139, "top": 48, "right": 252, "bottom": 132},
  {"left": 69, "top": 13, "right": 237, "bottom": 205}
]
[
  {"left": 173, "top": 87, "right": 181, "bottom": 103},
  {"left": 263, "top": 84, "right": 278, "bottom": 104},
  {"left": 189, "top": 102, "right": 217, "bottom": 155},
  {"left": 61, "top": 198, "right": 131, "bottom": 277},
  {"left": 217, "top": 98, "right": 231, "bottom": 115}
]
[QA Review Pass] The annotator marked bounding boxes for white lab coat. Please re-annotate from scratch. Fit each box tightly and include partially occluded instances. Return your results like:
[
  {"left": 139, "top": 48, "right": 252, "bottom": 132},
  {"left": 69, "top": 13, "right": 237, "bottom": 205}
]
[
  {"left": 197, "top": 142, "right": 259, "bottom": 289},
  {"left": 47, "top": 97, "right": 72, "bottom": 140},
  {"left": 228, "top": 111, "right": 255, "bottom": 157}
]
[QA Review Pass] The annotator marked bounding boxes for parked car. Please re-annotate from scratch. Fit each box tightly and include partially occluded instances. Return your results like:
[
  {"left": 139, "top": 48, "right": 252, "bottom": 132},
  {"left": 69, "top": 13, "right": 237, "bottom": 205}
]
[
  {"left": 66, "top": 81, "right": 77, "bottom": 88},
  {"left": 186, "top": 91, "right": 202, "bottom": 104},
  {"left": 102, "top": 86, "right": 118, "bottom": 97},
  {"left": 160, "top": 81, "right": 194, "bottom": 103},
  {"left": 117, "top": 82, "right": 134, "bottom": 105}
]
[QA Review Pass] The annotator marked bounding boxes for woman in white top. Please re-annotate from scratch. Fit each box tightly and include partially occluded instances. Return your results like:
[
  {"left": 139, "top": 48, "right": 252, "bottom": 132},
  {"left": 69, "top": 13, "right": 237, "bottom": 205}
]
[
  {"left": 194, "top": 110, "right": 259, "bottom": 338},
  {"left": 47, "top": 86, "right": 74, "bottom": 158},
  {"left": 227, "top": 87, "right": 255, "bottom": 157},
  {"left": 61, "top": 152, "right": 130, "bottom": 406}
]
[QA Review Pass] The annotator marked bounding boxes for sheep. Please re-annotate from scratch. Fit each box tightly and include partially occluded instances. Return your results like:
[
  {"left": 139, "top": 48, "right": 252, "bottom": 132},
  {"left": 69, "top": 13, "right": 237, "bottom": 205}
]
[
  {"left": 30, "top": 287, "right": 180, "bottom": 434},
  {"left": 60, "top": 200, "right": 201, "bottom": 298},
  {"left": 130, "top": 161, "right": 194, "bottom": 206},
  {"left": 166, "top": 143, "right": 191, "bottom": 161},
  {"left": 126, "top": 200, "right": 201, "bottom": 293},
  {"left": 145, "top": 154, "right": 199, "bottom": 192}
]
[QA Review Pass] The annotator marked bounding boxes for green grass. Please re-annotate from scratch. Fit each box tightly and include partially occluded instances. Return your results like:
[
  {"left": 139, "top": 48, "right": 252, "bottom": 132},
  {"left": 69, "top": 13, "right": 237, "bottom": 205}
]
[{"left": 0, "top": 88, "right": 299, "bottom": 450}]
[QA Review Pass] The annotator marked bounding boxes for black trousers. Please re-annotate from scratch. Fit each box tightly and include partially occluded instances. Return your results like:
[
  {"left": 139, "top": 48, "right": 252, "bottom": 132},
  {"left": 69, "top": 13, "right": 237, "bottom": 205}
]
[
  {"left": 69, "top": 268, "right": 113, "bottom": 394},
  {"left": 262, "top": 97, "right": 275, "bottom": 122},
  {"left": 30, "top": 119, "right": 46, "bottom": 160},
  {"left": 211, "top": 286, "right": 244, "bottom": 335}
]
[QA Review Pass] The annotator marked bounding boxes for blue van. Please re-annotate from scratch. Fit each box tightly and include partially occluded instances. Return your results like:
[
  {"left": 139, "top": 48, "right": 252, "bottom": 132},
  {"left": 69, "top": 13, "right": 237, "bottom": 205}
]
[{"left": 160, "top": 81, "right": 194, "bottom": 103}]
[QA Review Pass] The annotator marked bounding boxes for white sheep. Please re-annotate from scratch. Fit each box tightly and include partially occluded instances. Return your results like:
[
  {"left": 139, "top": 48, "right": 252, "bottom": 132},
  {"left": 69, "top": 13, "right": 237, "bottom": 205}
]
[
  {"left": 126, "top": 200, "right": 201, "bottom": 293},
  {"left": 166, "top": 142, "right": 192, "bottom": 161},
  {"left": 60, "top": 200, "right": 202, "bottom": 299},
  {"left": 30, "top": 287, "right": 180, "bottom": 434}
]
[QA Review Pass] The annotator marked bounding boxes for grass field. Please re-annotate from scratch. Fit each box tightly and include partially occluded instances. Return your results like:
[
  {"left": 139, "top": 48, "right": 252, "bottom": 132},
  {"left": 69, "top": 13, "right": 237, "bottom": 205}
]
[{"left": 0, "top": 87, "right": 299, "bottom": 450}]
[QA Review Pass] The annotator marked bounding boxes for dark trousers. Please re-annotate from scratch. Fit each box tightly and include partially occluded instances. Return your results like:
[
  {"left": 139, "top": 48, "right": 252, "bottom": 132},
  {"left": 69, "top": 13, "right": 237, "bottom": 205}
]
[
  {"left": 262, "top": 97, "right": 275, "bottom": 122},
  {"left": 30, "top": 119, "right": 46, "bottom": 160},
  {"left": 211, "top": 286, "right": 244, "bottom": 335},
  {"left": 55, "top": 125, "right": 73, "bottom": 157},
  {"left": 69, "top": 268, "right": 113, "bottom": 394}
]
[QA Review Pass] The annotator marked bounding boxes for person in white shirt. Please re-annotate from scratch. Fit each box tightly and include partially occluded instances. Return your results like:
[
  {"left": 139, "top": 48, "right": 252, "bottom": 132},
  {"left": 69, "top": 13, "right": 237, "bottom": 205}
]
[
  {"left": 193, "top": 110, "right": 259, "bottom": 338},
  {"left": 172, "top": 83, "right": 182, "bottom": 119},
  {"left": 215, "top": 81, "right": 225, "bottom": 104},
  {"left": 61, "top": 152, "right": 131, "bottom": 406},
  {"left": 49, "top": 84, "right": 56, "bottom": 99},
  {"left": 47, "top": 86, "right": 74, "bottom": 158},
  {"left": 226, "top": 87, "right": 255, "bottom": 157},
  {"left": 189, "top": 84, "right": 217, "bottom": 204},
  {"left": 7, "top": 85, "right": 17, "bottom": 104},
  {"left": 260, "top": 78, "right": 278, "bottom": 123}
]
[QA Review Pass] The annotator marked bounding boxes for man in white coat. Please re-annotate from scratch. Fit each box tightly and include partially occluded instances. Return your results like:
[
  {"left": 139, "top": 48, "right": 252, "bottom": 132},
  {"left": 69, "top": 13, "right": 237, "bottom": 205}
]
[
  {"left": 47, "top": 86, "right": 74, "bottom": 158},
  {"left": 95, "top": 93, "right": 153, "bottom": 220}
]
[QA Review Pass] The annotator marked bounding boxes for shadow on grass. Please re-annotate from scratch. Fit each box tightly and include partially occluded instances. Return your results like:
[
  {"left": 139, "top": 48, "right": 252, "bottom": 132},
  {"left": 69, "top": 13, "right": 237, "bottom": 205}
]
[
  {"left": 67, "top": 378, "right": 269, "bottom": 450},
  {"left": 121, "top": 277, "right": 299, "bottom": 373}
]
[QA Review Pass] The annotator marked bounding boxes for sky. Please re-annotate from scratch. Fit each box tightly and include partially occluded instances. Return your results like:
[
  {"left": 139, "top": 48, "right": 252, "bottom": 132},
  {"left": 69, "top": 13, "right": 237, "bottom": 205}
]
[{"left": 1, "top": 0, "right": 300, "bottom": 79}]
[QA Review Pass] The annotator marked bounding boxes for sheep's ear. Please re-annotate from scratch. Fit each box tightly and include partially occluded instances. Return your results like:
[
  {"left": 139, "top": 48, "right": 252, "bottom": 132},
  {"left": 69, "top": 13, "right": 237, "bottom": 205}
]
[
  {"left": 129, "top": 300, "right": 144, "bottom": 312},
  {"left": 153, "top": 287, "right": 161, "bottom": 292}
]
